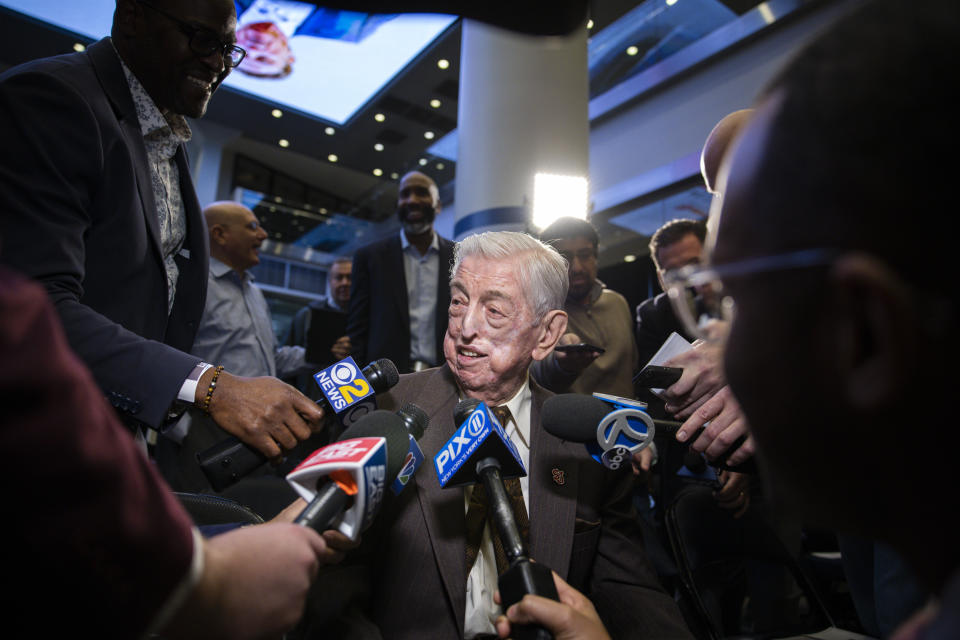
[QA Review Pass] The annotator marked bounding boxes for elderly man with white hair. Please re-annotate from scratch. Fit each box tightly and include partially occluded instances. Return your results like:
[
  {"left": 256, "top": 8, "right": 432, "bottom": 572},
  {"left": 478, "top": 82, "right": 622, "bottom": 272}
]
[{"left": 321, "top": 231, "right": 691, "bottom": 640}]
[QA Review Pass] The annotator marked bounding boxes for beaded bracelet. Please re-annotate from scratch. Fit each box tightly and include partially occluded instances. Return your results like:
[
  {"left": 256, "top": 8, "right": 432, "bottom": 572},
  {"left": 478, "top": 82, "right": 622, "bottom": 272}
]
[{"left": 201, "top": 365, "right": 224, "bottom": 414}]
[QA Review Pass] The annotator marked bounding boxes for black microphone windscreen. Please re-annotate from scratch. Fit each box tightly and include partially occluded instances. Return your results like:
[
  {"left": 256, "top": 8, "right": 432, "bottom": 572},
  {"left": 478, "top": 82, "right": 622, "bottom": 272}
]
[
  {"left": 338, "top": 410, "right": 409, "bottom": 481},
  {"left": 541, "top": 394, "right": 610, "bottom": 443},
  {"left": 453, "top": 398, "right": 481, "bottom": 426},
  {"left": 366, "top": 358, "right": 400, "bottom": 391},
  {"left": 398, "top": 402, "right": 429, "bottom": 439}
]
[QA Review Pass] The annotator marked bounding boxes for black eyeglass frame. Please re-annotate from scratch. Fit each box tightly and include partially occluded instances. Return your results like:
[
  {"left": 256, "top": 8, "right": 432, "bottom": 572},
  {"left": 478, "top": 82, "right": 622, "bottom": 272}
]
[{"left": 136, "top": 0, "right": 247, "bottom": 68}]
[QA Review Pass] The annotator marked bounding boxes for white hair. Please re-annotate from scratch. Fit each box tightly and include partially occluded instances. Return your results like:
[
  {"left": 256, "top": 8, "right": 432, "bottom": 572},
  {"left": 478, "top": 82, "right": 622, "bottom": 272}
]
[{"left": 451, "top": 231, "right": 567, "bottom": 324}]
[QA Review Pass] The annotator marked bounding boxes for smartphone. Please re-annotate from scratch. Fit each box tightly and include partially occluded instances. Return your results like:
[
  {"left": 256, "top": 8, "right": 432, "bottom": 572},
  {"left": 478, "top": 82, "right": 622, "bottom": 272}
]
[
  {"left": 554, "top": 343, "right": 606, "bottom": 354},
  {"left": 633, "top": 365, "right": 683, "bottom": 389}
]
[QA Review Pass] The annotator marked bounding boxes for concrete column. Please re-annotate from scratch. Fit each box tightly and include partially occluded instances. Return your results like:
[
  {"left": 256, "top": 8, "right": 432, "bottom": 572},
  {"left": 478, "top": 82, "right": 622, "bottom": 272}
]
[{"left": 454, "top": 20, "right": 589, "bottom": 240}]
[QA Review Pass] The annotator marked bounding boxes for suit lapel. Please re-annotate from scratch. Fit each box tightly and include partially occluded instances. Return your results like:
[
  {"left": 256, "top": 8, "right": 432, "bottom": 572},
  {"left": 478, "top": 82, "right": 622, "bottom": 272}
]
[
  {"left": 409, "top": 366, "right": 469, "bottom": 630},
  {"left": 527, "top": 380, "right": 578, "bottom": 580},
  {"left": 387, "top": 236, "right": 411, "bottom": 330},
  {"left": 88, "top": 39, "right": 164, "bottom": 263}
]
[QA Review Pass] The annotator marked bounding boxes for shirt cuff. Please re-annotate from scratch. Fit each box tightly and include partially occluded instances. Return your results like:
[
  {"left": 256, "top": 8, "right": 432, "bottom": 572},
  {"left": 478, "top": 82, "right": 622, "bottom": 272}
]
[{"left": 177, "top": 362, "right": 213, "bottom": 403}]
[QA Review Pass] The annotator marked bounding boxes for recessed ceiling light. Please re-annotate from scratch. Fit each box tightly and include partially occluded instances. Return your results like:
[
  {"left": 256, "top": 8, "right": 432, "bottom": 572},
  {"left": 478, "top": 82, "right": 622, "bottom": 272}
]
[
  {"left": 328, "top": 154, "right": 338, "bottom": 163},
  {"left": 374, "top": 143, "right": 384, "bottom": 151},
  {"left": 437, "top": 58, "right": 450, "bottom": 70},
  {"left": 278, "top": 139, "right": 290, "bottom": 148},
  {"left": 586, "top": 19, "right": 594, "bottom": 29},
  {"left": 271, "top": 109, "right": 283, "bottom": 118},
  {"left": 626, "top": 45, "right": 639, "bottom": 56},
  {"left": 274, "top": 196, "right": 282, "bottom": 202},
  {"left": 390, "top": 172, "right": 399, "bottom": 180},
  {"left": 73, "top": 43, "right": 86, "bottom": 52},
  {"left": 424, "top": 131, "right": 435, "bottom": 140},
  {"left": 319, "top": 207, "right": 328, "bottom": 214},
  {"left": 429, "top": 98, "right": 441, "bottom": 109},
  {"left": 436, "top": 163, "right": 445, "bottom": 170},
  {"left": 418, "top": 158, "right": 428, "bottom": 166},
  {"left": 373, "top": 168, "right": 383, "bottom": 177},
  {"left": 623, "top": 254, "right": 637, "bottom": 263},
  {"left": 324, "top": 126, "right": 335, "bottom": 135},
  {"left": 374, "top": 113, "right": 386, "bottom": 122}
]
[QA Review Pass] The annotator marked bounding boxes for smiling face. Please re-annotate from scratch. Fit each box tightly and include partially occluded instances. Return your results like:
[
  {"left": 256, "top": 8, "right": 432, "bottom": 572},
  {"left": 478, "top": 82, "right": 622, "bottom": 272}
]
[
  {"left": 206, "top": 202, "right": 268, "bottom": 272},
  {"left": 396, "top": 171, "right": 438, "bottom": 236},
  {"left": 116, "top": 0, "right": 237, "bottom": 118},
  {"left": 444, "top": 254, "right": 565, "bottom": 405}
]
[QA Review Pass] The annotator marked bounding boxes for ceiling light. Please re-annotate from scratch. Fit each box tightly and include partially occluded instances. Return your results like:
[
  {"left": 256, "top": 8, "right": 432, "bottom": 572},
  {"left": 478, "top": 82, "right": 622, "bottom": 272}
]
[
  {"left": 374, "top": 113, "right": 386, "bottom": 122},
  {"left": 328, "top": 154, "right": 338, "bottom": 163},
  {"left": 324, "top": 126, "right": 335, "bottom": 135},
  {"left": 319, "top": 207, "right": 328, "bottom": 214},
  {"left": 73, "top": 43, "right": 86, "bottom": 52},
  {"left": 390, "top": 173, "right": 399, "bottom": 180},
  {"left": 586, "top": 19, "right": 594, "bottom": 29},
  {"left": 418, "top": 158, "right": 428, "bottom": 166},
  {"left": 424, "top": 131, "right": 435, "bottom": 140},
  {"left": 373, "top": 168, "right": 383, "bottom": 177},
  {"left": 278, "top": 139, "right": 290, "bottom": 148},
  {"left": 666, "top": 0, "right": 679, "bottom": 5},
  {"left": 436, "top": 163, "right": 445, "bottom": 170},
  {"left": 623, "top": 254, "right": 637, "bottom": 263},
  {"left": 437, "top": 59, "right": 450, "bottom": 70},
  {"left": 626, "top": 46, "right": 639, "bottom": 56},
  {"left": 532, "top": 173, "right": 589, "bottom": 229},
  {"left": 271, "top": 109, "right": 283, "bottom": 118},
  {"left": 374, "top": 143, "right": 384, "bottom": 151},
  {"left": 429, "top": 98, "right": 441, "bottom": 109}
]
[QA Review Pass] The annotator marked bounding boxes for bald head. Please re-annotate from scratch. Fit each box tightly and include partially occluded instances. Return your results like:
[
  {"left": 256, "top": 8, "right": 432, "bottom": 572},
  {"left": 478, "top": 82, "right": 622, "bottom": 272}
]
[
  {"left": 700, "top": 109, "right": 753, "bottom": 194},
  {"left": 397, "top": 171, "right": 440, "bottom": 237},
  {"left": 204, "top": 201, "right": 267, "bottom": 272}
]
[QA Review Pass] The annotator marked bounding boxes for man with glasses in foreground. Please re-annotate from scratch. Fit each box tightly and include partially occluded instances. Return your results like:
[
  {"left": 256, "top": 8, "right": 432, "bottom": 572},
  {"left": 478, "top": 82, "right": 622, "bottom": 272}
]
[
  {"left": 0, "top": 0, "right": 326, "bottom": 478},
  {"left": 501, "top": 0, "right": 959, "bottom": 637}
]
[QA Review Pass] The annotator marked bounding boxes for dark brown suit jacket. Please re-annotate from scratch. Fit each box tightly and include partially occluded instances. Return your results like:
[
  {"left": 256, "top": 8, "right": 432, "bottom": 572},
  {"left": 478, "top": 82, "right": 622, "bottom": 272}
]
[{"left": 324, "top": 365, "right": 691, "bottom": 639}]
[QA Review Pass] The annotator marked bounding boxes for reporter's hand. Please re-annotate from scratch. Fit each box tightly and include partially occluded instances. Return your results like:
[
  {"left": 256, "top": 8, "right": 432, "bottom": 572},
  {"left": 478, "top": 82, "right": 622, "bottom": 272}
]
[
  {"left": 271, "top": 499, "right": 359, "bottom": 564},
  {"left": 330, "top": 335, "right": 351, "bottom": 360},
  {"left": 715, "top": 470, "right": 751, "bottom": 518},
  {"left": 661, "top": 339, "right": 727, "bottom": 419},
  {"left": 675, "top": 385, "right": 755, "bottom": 466},
  {"left": 201, "top": 371, "right": 325, "bottom": 460},
  {"left": 631, "top": 446, "right": 654, "bottom": 478},
  {"left": 554, "top": 333, "right": 602, "bottom": 375},
  {"left": 164, "top": 523, "right": 328, "bottom": 639},
  {"left": 495, "top": 571, "right": 610, "bottom": 640}
]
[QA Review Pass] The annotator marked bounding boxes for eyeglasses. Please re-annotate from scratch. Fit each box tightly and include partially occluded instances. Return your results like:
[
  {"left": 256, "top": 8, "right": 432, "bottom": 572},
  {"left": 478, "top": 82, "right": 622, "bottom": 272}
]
[
  {"left": 662, "top": 248, "right": 839, "bottom": 340},
  {"left": 137, "top": 0, "right": 246, "bottom": 68}
]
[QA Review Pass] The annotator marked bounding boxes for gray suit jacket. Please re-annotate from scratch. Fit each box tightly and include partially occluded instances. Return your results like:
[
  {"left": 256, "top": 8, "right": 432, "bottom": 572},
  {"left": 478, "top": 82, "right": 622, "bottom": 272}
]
[{"left": 325, "top": 365, "right": 691, "bottom": 639}]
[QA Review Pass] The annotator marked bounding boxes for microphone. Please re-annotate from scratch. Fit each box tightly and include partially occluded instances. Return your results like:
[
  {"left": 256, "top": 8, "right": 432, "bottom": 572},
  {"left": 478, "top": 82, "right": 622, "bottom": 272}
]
[
  {"left": 288, "top": 409, "right": 409, "bottom": 539},
  {"left": 390, "top": 402, "right": 430, "bottom": 495},
  {"left": 196, "top": 358, "right": 400, "bottom": 492},
  {"left": 542, "top": 393, "right": 757, "bottom": 474},
  {"left": 434, "top": 399, "right": 557, "bottom": 640}
]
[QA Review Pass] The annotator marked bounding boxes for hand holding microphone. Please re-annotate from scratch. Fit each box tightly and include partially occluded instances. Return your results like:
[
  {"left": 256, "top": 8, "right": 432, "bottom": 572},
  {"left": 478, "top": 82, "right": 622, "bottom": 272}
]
[{"left": 197, "top": 358, "right": 399, "bottom": 491}]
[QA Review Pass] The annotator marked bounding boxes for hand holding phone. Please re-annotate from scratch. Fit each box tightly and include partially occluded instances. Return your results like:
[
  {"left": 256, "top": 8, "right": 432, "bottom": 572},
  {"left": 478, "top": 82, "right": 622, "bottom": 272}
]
[
  {"left": 633, "top": 365, "right": 683, "bottom": 390},
  {"left": 554, "top": 343, "right": 606, "bottom": 354}
]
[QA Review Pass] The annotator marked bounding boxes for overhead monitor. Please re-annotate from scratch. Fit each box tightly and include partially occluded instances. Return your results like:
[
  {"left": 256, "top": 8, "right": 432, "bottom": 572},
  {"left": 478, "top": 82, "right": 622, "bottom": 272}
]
[{"left": 0, "top": 0, "right": 456, "bottom": 125}]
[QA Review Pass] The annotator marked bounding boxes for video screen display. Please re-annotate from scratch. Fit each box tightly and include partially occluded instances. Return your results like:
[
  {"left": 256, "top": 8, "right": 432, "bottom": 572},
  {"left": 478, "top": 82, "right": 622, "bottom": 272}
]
[{"left": 0, "top": 0, "right": 456, "bottom": 125}]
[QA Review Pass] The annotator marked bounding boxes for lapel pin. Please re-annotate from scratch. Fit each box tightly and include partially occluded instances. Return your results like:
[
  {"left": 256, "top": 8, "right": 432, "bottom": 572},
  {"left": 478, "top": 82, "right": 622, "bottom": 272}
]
[{"left": 551, "top": 468, "right": 566, "bottom": 486}]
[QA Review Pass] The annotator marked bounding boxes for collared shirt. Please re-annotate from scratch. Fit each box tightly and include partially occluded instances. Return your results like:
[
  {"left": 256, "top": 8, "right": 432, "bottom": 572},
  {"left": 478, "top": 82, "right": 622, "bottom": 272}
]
[
  {"left": 117, "top": 51, "right": 191, "bottom": 314},
  {"left": 464, "top": 378, "right": 532, "bottom": 638},
  {"left": 190, "top": 258, "right": 305, "bottom": 378},
  {"left": 400, "top": 228, "right": 440, "bottom": 366}
]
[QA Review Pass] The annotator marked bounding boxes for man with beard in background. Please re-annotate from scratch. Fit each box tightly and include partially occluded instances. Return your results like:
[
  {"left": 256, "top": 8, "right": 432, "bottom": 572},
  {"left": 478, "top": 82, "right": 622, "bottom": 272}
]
[{"left": 347, "top": 171, "right": 455, "bottom": 373}]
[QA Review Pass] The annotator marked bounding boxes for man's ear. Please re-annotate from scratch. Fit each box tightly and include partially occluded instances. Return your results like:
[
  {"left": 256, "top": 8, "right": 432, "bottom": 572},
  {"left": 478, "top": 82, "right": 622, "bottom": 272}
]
[
  {"left": 114, "top": 0, "right": 139, "bottom": 38},
  {"left": 828, "top": 253, "right": 917, "bottom": 411},
  {"left": 531, "top": 310, "right": 568, "bottom": 361},
  {"left": 208, "top": 224, "right": 227, "bottom": 247}
]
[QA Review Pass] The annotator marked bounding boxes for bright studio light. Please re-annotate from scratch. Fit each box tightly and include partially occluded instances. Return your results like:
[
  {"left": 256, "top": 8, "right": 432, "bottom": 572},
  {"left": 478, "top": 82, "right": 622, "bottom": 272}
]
[{"left": 532, "top": 173, "right": 588, "bottom": 230}]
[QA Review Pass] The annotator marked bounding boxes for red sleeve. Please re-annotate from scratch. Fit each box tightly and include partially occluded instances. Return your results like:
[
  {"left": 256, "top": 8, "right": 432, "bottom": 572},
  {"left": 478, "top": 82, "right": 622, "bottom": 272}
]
[{"left": 0, "top": 267, "right": 195, "bottom": 638}]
